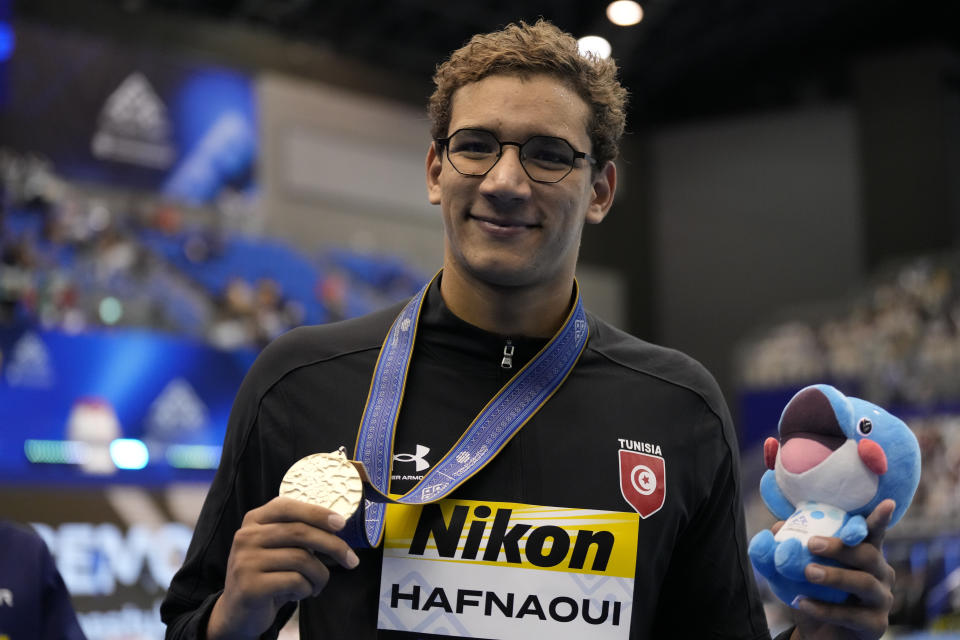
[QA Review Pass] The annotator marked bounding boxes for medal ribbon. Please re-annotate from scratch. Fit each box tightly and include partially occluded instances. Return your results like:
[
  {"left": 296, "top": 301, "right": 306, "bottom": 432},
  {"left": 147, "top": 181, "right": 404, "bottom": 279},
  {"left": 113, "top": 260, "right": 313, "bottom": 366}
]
[{"left": 353, "top": 272, "right": 589, "bottom": 547}]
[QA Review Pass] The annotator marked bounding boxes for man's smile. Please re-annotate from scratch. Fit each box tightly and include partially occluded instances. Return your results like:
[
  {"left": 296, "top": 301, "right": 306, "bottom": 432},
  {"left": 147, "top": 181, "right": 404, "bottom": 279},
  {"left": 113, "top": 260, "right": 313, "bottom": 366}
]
[{"left": 468, "top": 212, "right": 541, "bottom": 236}]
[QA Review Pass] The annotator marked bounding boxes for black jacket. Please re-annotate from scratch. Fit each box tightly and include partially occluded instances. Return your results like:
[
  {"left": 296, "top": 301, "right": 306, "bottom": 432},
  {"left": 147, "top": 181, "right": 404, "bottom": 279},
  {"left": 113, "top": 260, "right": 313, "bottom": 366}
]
[{"left": 161, "top": 282, "right": 770, "bottom": 639}]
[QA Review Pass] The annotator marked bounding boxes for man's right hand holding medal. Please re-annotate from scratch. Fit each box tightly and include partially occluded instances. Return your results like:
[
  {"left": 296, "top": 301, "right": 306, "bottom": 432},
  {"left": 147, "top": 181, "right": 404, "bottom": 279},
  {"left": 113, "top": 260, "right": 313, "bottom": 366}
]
[
  {"left": 208, "top": 451, "right": 364, "bottom": 639},
  {"left": 207, "top": 497, "right": 360, "bottom": 639}
]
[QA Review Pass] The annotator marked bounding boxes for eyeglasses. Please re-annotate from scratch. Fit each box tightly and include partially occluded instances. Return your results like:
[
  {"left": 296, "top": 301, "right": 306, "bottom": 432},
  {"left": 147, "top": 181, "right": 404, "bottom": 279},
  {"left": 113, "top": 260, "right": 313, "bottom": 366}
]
[{"left": 434, "top": 128, "right": 596, "bottom": 184}]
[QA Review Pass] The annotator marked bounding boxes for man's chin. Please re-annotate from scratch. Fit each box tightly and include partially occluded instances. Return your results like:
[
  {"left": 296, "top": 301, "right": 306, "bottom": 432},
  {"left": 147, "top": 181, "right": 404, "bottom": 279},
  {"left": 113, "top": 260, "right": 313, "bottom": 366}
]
[{"left": 459, "top": 259, "right": 546, "bottom": 290}]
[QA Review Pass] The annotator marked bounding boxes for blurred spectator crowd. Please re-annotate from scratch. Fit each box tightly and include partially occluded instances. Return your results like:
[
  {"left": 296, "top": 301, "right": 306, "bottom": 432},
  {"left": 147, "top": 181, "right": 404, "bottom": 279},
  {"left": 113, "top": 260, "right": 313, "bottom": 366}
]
[
  {"left": 908, "top": 414, "right": 960, "bottom": 529},
  {"left": 738, "top": 254, "right": 960, "bottom": 408},
  {"left": 0, "top": 149, "right": 426, "bottom": 350}
]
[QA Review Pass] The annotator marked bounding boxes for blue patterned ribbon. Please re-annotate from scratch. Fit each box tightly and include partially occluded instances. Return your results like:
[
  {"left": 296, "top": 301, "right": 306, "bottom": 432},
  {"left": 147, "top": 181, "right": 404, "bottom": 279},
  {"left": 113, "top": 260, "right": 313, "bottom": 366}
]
[{"left": 353, "top": 272, "right": 589, "bottom": 547}]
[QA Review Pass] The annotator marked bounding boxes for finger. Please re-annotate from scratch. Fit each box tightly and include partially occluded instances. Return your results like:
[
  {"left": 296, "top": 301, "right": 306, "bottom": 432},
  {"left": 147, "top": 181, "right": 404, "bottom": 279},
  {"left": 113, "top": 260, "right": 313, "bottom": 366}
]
[
  {"left": 796, "top": 595, "right": 887, "bottom": 637},
  {"left": 804, "top": 561, "right": 894, "bottom": 609},
  {"left": 806, "top": 536, "right": 890, "bottom": 582},
  {"left": 241, "top": 570, "right": 321, "bottom": 604},
  {"left": 235, "top": 521, "right": 360, "bottom": 570},
  {"left": 246, "top": 496, "right": 350, "bottom": 532},
  {"left": 771, "top": 520, "right": 785, "bottom": 535},
  {"left": 863, "top": 498, "right": 895, "bottom": 548},
  {"left": 234, "top": 546, "right": 333, "bottom": 596}
]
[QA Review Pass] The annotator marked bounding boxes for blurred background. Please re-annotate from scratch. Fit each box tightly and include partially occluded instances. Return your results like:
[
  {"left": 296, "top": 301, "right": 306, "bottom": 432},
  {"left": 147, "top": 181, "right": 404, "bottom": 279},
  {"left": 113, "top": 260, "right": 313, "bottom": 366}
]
[{"left": 1, "top": 0, "right": 959, "bottom": 637}]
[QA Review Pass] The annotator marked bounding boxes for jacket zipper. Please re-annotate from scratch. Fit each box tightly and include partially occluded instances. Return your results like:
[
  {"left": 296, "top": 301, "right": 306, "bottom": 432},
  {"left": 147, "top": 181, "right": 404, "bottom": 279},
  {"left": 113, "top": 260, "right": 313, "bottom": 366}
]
[{"left": 500, "top": 340, "right": 514, "bottom": 369}]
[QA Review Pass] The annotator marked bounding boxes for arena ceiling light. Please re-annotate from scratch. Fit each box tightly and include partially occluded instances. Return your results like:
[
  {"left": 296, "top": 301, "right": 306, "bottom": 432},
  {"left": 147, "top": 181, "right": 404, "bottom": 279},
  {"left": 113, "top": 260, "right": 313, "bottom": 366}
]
[
  {"left": 606, "top": 0, "right": 644, "bottom": 26},
  {"left": 577, "top": 35, "right": 612, "bottom": 60}
]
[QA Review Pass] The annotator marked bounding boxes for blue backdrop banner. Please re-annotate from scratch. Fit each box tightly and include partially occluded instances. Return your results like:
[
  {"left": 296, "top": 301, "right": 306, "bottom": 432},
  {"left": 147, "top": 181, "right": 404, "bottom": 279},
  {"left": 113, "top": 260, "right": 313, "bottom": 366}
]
[{"left": 0, "top": 324, "right": 255, "bottom": 485}]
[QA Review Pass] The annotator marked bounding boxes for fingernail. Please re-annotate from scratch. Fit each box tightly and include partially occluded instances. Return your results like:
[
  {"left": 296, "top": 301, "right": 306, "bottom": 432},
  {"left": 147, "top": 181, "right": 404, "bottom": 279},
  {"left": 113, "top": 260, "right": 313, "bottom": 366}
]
[
  {"left": 328, "top": 513, "right": 346, "bottom": 530},
  {"left": 808, "top": 537, "right": 827, "bottom": 553},
  {"left": 807, "top": 566, "right": 825, "bottom": 582},
  {"left": 345, "top": 549, "right": 360, "bottom": 569}
]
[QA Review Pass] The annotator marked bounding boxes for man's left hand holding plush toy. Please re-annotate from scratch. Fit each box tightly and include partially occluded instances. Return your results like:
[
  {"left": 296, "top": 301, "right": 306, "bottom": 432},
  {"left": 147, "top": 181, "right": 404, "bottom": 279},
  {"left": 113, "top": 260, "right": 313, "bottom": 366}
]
[
  {"left": 750, "top": 384, "right": 920, "bottom": 640},
  {"left": 787, "top": 499, "right": 896, "bottom": 640}
]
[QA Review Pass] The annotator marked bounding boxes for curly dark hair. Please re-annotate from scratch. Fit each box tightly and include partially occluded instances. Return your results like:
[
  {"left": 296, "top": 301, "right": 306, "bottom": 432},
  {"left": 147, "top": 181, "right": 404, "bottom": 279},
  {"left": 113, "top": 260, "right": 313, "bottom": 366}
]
[{"left": 428, "top": 19, "right": 628, "bottom": 168}]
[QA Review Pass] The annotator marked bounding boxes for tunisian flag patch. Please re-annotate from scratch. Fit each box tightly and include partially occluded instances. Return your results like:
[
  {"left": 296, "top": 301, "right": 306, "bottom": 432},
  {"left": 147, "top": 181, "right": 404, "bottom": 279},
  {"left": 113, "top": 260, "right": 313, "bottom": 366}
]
[{"left": 618, "top": 450, "right": 666, "bottom": 518}]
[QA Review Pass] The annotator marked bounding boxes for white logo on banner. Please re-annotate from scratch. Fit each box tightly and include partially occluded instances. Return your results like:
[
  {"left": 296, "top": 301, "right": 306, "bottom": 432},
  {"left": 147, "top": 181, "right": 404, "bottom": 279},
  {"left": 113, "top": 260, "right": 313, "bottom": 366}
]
[
  {"left": 6, "top": 331, "right": 54, "bottom": 388},
  {"left": 91, "top": 72, "right": 176, "bottom": 169},
  {"left": 145, "top": 378, "right": 209, "bottom": 437},
  {"left": 31, "top": 522, "right": 193, "bottom": 597}
]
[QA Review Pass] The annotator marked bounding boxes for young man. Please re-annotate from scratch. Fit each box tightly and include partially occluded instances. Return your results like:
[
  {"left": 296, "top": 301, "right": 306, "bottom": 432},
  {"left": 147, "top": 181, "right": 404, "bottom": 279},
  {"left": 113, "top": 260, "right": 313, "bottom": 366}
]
[{"left": 162, "top": 20, "right": 895, "bottom": 640}]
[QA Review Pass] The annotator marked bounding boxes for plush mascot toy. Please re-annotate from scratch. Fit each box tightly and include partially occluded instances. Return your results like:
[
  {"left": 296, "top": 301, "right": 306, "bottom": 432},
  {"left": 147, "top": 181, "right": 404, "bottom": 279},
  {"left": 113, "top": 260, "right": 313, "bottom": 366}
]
[{"left": 748, "top": 384, "right": 921, "bottom": 606}]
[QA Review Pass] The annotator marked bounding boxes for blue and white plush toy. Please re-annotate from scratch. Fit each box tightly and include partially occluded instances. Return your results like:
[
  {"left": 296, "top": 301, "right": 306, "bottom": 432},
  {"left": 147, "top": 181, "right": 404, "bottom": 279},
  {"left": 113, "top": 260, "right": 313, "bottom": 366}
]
[{"left": 748, "top": 384, "right": 921, "bottom": 606}]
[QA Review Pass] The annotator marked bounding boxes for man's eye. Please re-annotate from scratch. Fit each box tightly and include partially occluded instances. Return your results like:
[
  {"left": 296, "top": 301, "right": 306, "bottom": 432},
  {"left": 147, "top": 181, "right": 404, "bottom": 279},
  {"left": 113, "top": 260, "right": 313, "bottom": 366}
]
[
  {"left": 451, "top": 135, "right": 497, "bottom": 155},
  {"left": 453, "top": 142, "right": 495, "bottom": 154},
  {"left": 526, "top": 144, "right": 572, "bottom": 166},
  {"left": 530, "top": 149, "right": 568, "bottom": 164}
]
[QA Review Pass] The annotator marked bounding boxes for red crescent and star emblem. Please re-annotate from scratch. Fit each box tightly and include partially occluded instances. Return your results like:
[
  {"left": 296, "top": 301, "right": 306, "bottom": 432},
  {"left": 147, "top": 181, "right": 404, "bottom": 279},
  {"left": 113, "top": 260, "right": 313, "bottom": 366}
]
[{"left": 619, "top": 449, "right": 666, "bottom": 518}]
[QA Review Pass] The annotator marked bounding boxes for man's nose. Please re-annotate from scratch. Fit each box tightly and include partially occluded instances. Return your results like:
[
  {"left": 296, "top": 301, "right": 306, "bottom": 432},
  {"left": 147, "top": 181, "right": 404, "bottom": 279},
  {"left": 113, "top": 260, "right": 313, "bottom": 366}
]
[{"left": 479, "top": 145, "right": 532, "bottom": 202}]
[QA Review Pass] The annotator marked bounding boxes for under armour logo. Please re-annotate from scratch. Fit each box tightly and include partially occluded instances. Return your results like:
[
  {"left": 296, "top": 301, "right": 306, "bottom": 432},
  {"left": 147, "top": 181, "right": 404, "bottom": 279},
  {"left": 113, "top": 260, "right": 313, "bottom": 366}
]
[
  {"left": 0, "top": 589, "right": 12, "bottom": 607},
  {"left": 393, "top": 444, "right": 431, "bottom": 472}
]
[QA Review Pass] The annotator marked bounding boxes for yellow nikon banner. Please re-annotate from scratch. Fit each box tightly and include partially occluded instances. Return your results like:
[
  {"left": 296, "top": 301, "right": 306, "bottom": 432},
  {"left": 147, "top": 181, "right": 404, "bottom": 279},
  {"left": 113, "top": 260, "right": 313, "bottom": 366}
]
[{"left": 378, "top": 498, "right": 638, "bottom": 639}]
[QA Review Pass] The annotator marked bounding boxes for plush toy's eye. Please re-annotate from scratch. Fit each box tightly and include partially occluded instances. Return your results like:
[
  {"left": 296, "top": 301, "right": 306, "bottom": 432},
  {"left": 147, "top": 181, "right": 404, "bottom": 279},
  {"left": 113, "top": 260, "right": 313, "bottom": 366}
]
[{"left": 858, "top": 418, "right": 873, "bottom": 435}]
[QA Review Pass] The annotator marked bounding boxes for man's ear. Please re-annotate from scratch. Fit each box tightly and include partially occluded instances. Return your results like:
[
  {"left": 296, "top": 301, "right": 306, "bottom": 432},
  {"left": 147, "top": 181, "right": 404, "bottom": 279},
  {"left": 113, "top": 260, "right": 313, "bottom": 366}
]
[
  {"left": 586, "top": 160, "right": 617, "bottom": 224},
  {"left": 426, "top": 142, "right": 442, "bottom": 205}
]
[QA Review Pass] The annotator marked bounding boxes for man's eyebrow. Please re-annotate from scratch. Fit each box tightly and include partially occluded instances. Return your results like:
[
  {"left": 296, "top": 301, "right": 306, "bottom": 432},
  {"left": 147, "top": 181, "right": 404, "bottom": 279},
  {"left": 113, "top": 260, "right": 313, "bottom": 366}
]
[
  {"left": 453, "top": 126, "right": 571, "bottom": 141},
  {"left": 453, "top": 124, "right": 495, "bottom": 133}
]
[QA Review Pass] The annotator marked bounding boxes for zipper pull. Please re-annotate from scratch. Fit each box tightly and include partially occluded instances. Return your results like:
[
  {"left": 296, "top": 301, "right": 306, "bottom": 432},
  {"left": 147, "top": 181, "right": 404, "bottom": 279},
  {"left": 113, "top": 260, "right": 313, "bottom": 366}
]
[{"left": 501, "top": 340, "right": 514, "bottom": 369}]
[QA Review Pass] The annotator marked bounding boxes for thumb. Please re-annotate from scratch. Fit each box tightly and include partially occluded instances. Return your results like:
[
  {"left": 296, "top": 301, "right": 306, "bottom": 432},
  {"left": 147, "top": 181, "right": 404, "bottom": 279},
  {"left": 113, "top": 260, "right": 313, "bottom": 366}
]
[{"left": 864, "top": 498, "right": 895, "bottom": 548}]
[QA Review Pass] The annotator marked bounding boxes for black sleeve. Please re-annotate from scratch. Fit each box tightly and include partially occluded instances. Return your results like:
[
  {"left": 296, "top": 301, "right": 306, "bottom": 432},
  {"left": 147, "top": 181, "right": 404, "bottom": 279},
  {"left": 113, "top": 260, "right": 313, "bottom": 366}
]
[
  {"left": 161, "top": 351, "right": 299, "bottom": 640},
  {"left": 651, "top": 405, "right": 771, "bottom": 640},
  {"left": 38, "top": 532, "right": 88, "bottom": 640}
]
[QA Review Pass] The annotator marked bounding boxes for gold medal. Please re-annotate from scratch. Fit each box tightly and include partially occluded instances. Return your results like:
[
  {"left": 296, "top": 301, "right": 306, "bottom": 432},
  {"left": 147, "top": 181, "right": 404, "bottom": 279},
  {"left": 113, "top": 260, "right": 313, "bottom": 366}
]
[{"left": 280, "top": 447, "right": 363, "bottom": 519}]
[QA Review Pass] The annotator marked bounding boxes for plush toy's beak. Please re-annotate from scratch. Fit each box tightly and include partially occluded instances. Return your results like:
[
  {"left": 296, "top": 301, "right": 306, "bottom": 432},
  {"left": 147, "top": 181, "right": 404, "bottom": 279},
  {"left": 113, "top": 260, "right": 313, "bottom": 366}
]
[
  {"left": 778, "top": 387, "right": 846, "bottom": 473},
  {"left": 858, "top": 439, "right": 888, "bottom": 475}
]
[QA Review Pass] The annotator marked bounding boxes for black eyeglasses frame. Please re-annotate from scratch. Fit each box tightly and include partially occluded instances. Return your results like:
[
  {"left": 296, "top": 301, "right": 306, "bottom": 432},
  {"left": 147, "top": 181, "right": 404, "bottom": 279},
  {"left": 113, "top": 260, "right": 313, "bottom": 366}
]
[{"left": 434, "top": 128, "right": 597, "bottom": 184}]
